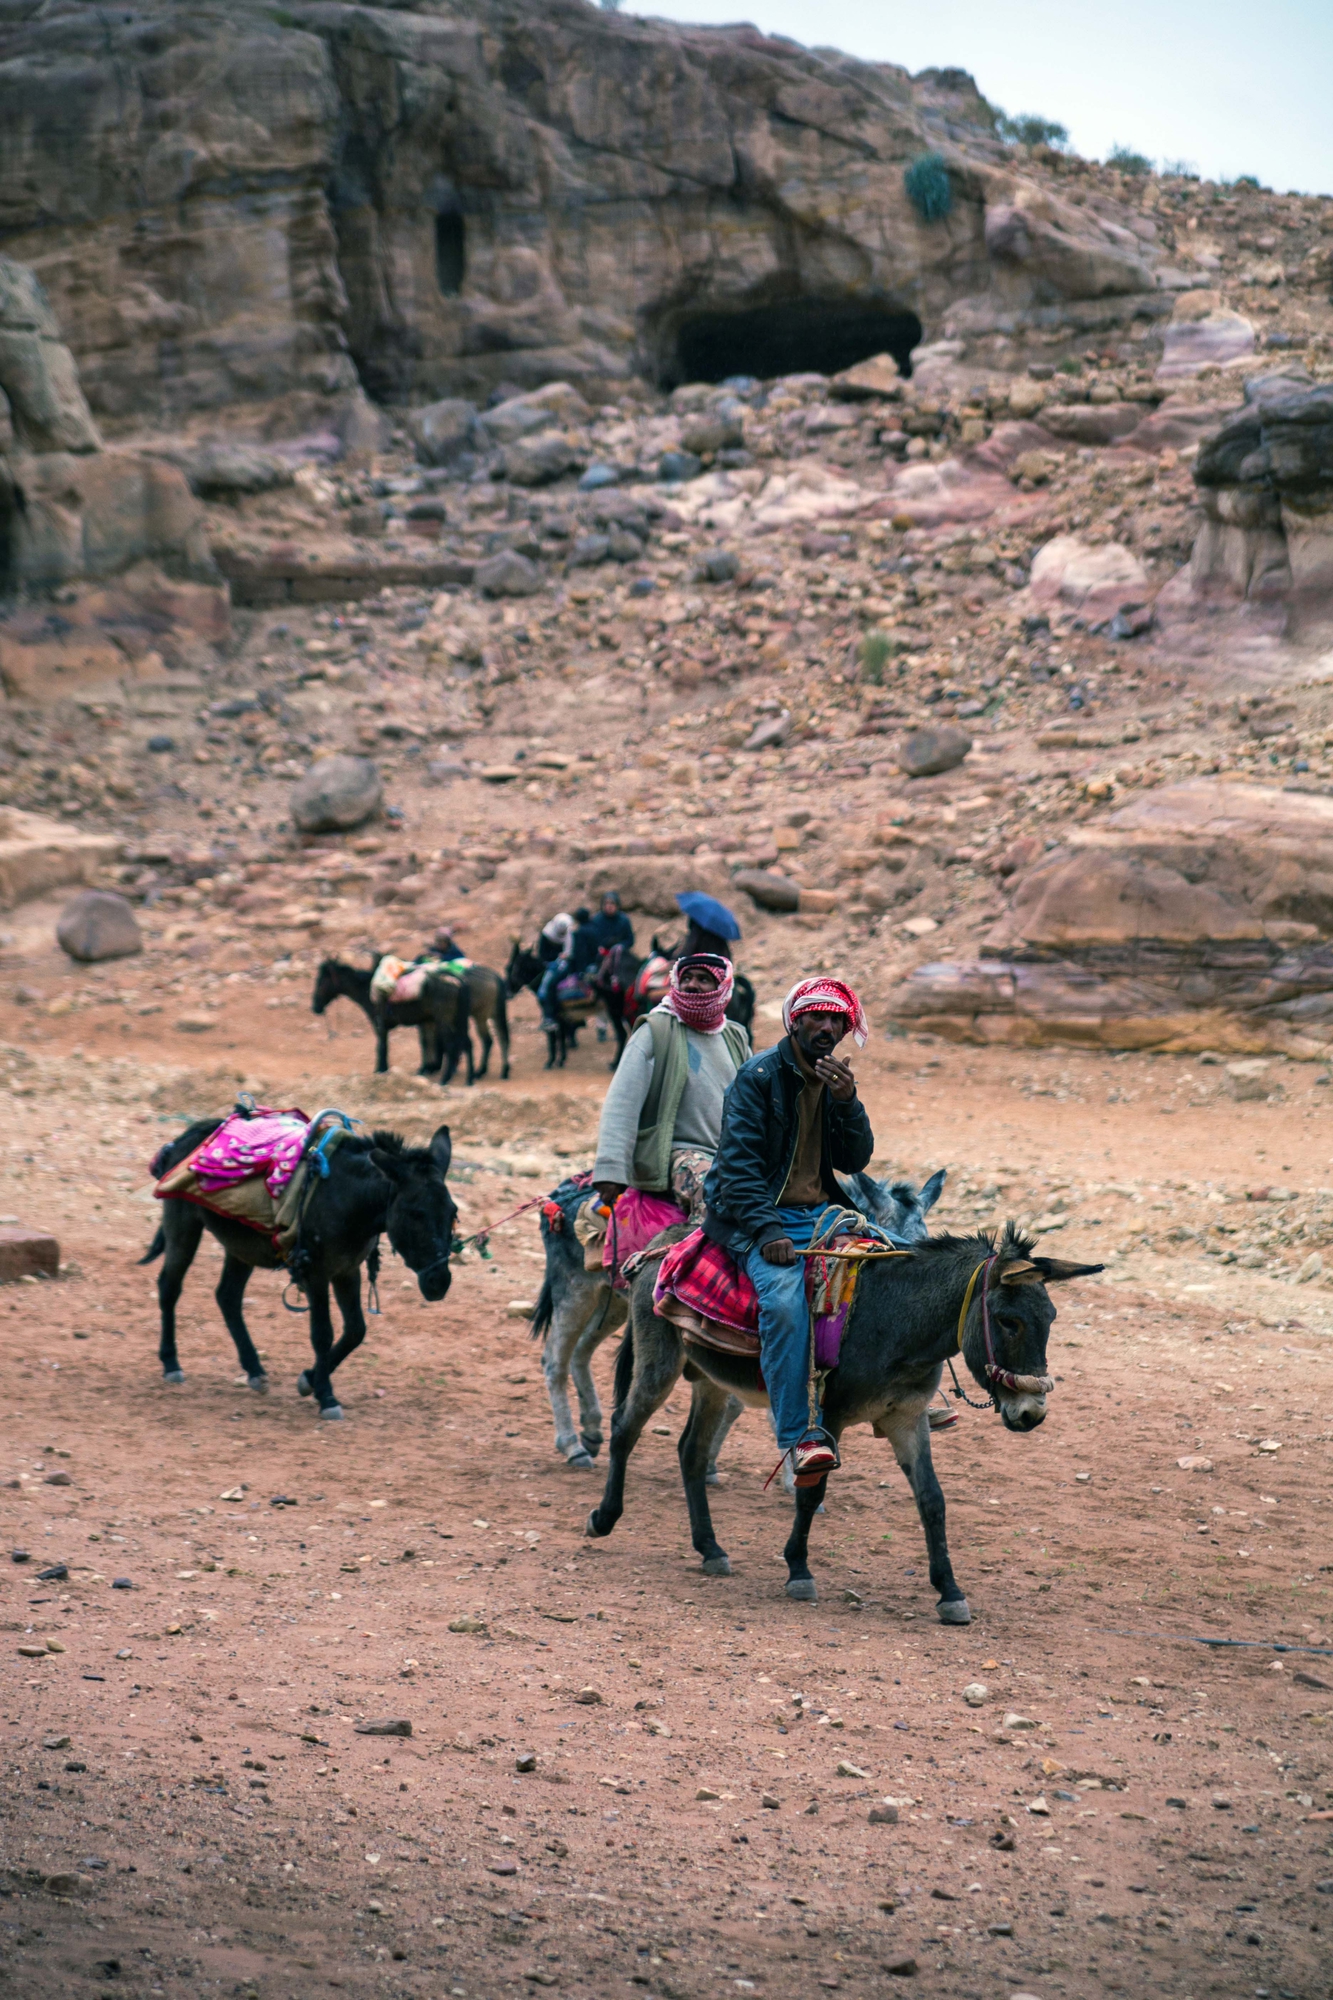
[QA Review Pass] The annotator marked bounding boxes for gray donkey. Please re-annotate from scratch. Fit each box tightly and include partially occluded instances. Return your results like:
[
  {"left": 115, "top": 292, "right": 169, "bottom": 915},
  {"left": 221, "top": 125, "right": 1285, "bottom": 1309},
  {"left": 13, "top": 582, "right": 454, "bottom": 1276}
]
[
  {"left": 586, "top": 1222, "right": 1101, "bottom": 1620},
  {"left": 529, "top": 1169, "right": 946, "bottom": 1470}
]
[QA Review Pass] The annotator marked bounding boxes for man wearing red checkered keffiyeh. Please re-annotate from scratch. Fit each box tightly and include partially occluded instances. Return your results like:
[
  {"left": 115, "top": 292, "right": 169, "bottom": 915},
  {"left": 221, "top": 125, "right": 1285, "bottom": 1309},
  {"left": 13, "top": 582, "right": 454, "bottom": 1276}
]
[{"left": 702, "top": 972, "right": 874, "bottom": 1483}]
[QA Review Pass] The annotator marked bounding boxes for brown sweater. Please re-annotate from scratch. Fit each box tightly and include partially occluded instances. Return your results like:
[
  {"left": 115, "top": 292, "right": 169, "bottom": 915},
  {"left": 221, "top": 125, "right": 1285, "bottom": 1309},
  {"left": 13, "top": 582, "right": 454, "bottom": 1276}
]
[{"left": 779, "top": 1039, "right": 826, "bottom": 1207}]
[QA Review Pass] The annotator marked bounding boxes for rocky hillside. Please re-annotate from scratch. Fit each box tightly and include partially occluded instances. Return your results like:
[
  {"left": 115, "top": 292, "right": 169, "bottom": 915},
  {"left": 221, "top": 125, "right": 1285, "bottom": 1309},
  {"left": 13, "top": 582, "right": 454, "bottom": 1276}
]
[{"left": 1, "top": 7, "right": 1332, "bottom": 1063}]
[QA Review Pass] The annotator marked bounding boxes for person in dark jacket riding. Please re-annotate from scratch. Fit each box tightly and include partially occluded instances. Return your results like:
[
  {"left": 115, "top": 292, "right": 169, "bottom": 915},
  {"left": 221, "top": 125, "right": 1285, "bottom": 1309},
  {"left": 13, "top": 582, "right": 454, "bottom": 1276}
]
[
  {"left": 588, "top": 889, "right": 635, "bottom": 957},
  {"left": 701, "top": 976, "right": 872, "bottom": 1482}
]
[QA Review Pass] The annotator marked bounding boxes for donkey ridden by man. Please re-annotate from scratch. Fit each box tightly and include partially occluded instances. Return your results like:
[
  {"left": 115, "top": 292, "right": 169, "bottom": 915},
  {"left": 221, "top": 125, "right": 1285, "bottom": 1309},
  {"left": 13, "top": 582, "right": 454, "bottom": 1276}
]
[{"left": 530, "top": 955, "right": 750, "bottom": 1467}]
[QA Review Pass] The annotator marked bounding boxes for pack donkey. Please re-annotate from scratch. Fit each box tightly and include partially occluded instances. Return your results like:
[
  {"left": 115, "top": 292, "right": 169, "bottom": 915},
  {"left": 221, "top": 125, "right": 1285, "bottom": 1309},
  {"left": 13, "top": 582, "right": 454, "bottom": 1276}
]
[
  {"left": 530, "top": 1169, "right": 946, "bottom": 1470},
  {"left": 141, "top": 1121, "right": 456, "bottom": 1419},
  {"left": 586, "top": 1223, "right": 1100, "bottom": 1620}
]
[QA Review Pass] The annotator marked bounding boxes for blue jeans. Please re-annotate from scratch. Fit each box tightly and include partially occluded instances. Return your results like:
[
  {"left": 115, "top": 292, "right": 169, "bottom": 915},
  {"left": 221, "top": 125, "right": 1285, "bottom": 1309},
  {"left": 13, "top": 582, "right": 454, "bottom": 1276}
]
[
  {"left": 538, "top": 958, "right": 568, "bottom": 1022},
  {"left": 745, "top": 1204, "right": 839, "bottom": 1450}
]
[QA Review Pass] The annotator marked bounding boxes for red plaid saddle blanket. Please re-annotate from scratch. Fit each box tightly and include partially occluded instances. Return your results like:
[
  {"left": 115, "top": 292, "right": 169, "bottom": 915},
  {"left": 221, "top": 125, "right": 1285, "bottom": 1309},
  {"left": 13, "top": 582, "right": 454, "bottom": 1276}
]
[{"left": 653, "top": 1227, "right": 893, "bottom": 1370}]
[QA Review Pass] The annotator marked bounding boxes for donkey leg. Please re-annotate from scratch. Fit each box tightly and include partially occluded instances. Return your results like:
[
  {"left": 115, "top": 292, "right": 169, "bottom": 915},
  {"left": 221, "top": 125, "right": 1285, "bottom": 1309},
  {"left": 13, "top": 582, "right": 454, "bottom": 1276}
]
[
  {"left": 215, "top": 1256, "right": 267, "bottom": 1389},
  {"left": 569, "top": 1290, "right": 626, "bottom": 1459},
  {"left": 883, "top": 1409, "right": 970, "bottom": 1624},
  {"left": 678, "top": 1378, "right": 736, "bottom": 1573},
  {"left": 375, "top": 1018, "right": 389, "bottom": 1075},
  {"left": 783, "top": 1476, "right": 829, "bottom": 1602},
  {"left": 586, "top": 1312, "right": 682, "bottom": 1542},
  {"left": 157, "top": 1202, "right": 205, "bottom": 1382},
  {"left": 706, "top": 1392, "right": 744, "bottom": 1484},
  {"left": 297, "top": 1278, "right": 346, "bottom": 1418},
  {"left": 542, "top": 1274, "right": 606, "bottom": 1467}
]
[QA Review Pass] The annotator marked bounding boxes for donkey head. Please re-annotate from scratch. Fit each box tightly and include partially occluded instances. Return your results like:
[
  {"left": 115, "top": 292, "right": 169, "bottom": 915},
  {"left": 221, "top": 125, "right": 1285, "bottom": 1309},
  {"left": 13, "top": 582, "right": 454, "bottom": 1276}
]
[
  {"left": 839, "top": 1166, "right": 945, "bottom": 1244},
  {"left": 505, "top": 939, "right": 540, "bottom": 997},
  {"left": 370, "top": 1125, "right": 457, "bottom": 1302},
  {"left": 311, "top": 958, "right": 340, "bottom": 1015},
  {"left": 963, "top": 1225, "right": 1102, "bottom": 1433}
]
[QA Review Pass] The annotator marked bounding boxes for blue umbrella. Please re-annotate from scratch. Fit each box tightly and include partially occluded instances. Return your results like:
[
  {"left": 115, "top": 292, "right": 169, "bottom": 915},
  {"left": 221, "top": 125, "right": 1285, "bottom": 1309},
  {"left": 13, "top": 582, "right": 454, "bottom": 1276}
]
[{"left": 675, "top": 891, "right": 741, "bottom": 942}]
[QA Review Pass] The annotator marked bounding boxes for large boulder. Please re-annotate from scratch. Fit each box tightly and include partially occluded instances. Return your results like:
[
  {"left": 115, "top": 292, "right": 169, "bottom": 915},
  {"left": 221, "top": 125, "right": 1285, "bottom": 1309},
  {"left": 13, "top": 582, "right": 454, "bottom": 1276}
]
[
  {"left": 167, "top": 443, "right": 295, "bottom": 498},
  {"left": 732, "top": 868, "right": 801, "bottom": 913},
  {"left": 886, "top": 781, "right": 1333, "bottom": 1055},
  {"left": 1040, "top": 402, "right": 1142, "bottom": 446},
  {"left": 1028, "top": 534, "right": 1149, "bottom": 624},
  {"left": 1189, "top": 374, "right": 1333, "bottom": 614},
  {"left": 56, "top": 888, "right": 142, "bottom": 962},
  {"left": 289, "top": 755, "right": 382, "bottom": 834},
  {"left": 0, "top": 809, "right": 119, "bottom": 908}
]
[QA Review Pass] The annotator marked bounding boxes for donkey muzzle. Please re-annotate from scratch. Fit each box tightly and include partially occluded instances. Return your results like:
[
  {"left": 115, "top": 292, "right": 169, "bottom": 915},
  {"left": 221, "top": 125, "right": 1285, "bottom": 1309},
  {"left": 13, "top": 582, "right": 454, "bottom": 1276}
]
[{"left": 417, "top": 1255, "right": 453, "bottom": 1302}]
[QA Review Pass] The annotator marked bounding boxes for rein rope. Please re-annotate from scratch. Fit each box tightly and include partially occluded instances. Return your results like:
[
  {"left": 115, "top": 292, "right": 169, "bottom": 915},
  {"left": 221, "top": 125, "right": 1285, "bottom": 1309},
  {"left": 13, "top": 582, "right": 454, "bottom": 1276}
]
[
  {"left": 949, "top": 1253, "right": 1054, "bottom": 1406},
  {"left": 451, "top": 1189, "right": 550, "bottom": 1260}
]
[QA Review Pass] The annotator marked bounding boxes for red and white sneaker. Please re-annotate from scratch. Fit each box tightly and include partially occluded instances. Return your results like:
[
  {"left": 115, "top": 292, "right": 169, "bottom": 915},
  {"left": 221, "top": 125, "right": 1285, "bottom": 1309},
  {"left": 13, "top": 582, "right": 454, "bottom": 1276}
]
[{"left": 792, "top": 1435, "right": 838, "bottom": 1480}]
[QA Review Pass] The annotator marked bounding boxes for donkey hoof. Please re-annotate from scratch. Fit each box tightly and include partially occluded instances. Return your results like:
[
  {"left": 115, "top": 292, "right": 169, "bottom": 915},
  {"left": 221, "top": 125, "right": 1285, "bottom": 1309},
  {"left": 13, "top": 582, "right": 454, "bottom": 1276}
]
[
  {"left": 701, "top": 1555, "right": 731, "bottom": 1577},
  {"left": 704, "top": 1468, "right": 722, "bottom": 1487},
  {"left": 566, "top": 1450, "right": 595, "bottom": 1471},
  {"left": 579, "top": 1438, "right": 602, "bottom": 1461},
  {"left": 297, "top": 1371, "right": 312, "bottom": 1398},
  {"left": 162, "top": 1368, "right": 185, "bottom": 1385},
  {"left": 937, "top": 1596, "right": 971, "bottom": 1625},
  {"left": 319, "top": 1403, "right": 344, "bottom": 1422},
  {"left": 585, "top": 1509, "right": 610, "bottom": 1540},
  {"left": 785, "top": 1577, "right": 818, "bottom": 1603},
  {"left": 248, "top": 1374, "right": 269, "bottom": 1395}
]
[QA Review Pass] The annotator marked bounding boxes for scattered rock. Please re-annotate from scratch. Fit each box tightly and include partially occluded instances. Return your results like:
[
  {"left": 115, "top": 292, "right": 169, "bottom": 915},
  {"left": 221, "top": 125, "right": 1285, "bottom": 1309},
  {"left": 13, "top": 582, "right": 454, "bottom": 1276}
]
[
  {"left": 42, "top": 1872, "right": 83, "bottom": 1897},
  {"left": 1002, "top": 1713, "right": 1037, "bottom": 1731},
  {"left": 475, "top": 550, "right": 543, "bottom": 598},
  {"left": 836, "top": 1760, "right": 869, "bottom": 1779},
  {"left": 43, "top": 1469, "right": 71, "bottom": 1486},
  {"left": 680, "top": 407, "right": 745, "bottom": 456},
  {"left": 1177, "top": 1455, "right": 1213, "bottom": 1472},
  {"left": 37, "top": 1563, "right": 68, "bottom": 1582},
  {"left": 17, "top": 1642, "right": 47, "bottom": 1658},
  {"left": 882, "top": 1955, "right": 917, "bottom": 1977},
  {"left": 1026, "top": 1795, "right": 1049, "bottom": 1816},
  {"left": 692, "top": 548, "right": 738, "bottom": 584},
  {"left": 961, "top": 1682, "right": 988, "bottom": 1707},
  {"left": 56, "top": 889, "right": 142, "bottom": 963},
  {"left": 658, "top": 450, "right": 703, "bottom": 483},
  {"left": 898, "top": 724, "right": 971, "bottom": 779},
  {"left": 0, "top": 1227, "right": 59, "bottom": 1283},
  {"left": 406, "top": 397, "right": 478, "bottom": 466},
  {"left": 290, "top": 754, "right": 382, "bottom": 834},
  {"left": 573, "top": 1687, "right": 602, "bottom": 1705},
  {"left": 448, "top": 1616, "right": 488, "bottom": 1635},
  {"left": 503, "top": 434, "right": 582, "bottom": 488},
  {"left": 169, "top": 442, "right": 294, "bottom": 498},
  {"left": 742, "top": 709, "right": 791, "bottom": 752},
  {"left": 868, "top": 1803, "right": 899, "bottom": 1824},
  {"left": 831, "top": 353, "right": 901, "bottom": 400},
  {"left": 174, "top": 1014, "right": 216, "bottom": 1035},
  {"left": 760, "top": 1791, "right": 781, "bottom": 1810},
  {"left": 354, "top": 1718, "right": 413, "bottom": 1736},
  {"left": 733, "top": 868, "right": 800, "bottom": 913},
  {"left": 515, "top": 1751, "right": 537, "bottom": 1772}
]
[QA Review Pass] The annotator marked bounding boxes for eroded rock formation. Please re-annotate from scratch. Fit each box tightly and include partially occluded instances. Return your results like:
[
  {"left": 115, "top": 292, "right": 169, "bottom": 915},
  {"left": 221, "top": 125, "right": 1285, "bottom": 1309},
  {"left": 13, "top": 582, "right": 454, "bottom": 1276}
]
[{"left": 0, "top": 0, "right": 1163, "bottom": 422}]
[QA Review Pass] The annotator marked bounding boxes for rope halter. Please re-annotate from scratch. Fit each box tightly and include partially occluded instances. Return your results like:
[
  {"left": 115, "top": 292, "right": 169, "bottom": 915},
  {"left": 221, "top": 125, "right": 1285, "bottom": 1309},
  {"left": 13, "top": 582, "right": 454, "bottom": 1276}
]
[{"left": 955, "top": 1255, "right": 1054, "bottom": 1399}]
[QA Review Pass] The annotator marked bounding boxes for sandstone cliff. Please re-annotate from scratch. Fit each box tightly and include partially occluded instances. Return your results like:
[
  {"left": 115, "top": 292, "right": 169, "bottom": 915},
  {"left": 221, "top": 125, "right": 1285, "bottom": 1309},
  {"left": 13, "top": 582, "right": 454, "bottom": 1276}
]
[{"left": 0, "top": 0, "right": 1160, "bottom": 424}]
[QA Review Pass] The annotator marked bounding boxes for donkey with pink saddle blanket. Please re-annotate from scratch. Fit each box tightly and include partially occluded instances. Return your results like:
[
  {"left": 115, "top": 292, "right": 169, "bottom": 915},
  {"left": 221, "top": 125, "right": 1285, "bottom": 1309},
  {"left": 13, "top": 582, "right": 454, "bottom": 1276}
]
[{"left": 141, "top": 1110, "right": 456, "bottom": 1418}]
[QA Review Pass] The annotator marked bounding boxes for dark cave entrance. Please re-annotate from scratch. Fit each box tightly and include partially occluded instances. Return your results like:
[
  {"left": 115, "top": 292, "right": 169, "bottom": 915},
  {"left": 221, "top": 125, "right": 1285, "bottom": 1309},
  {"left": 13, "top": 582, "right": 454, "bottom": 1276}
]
[
  {"left": 435, "top": 211, "right": 466, "bottom": 298},
  {"left": 665, "top": 298, "right": 923, "bottom": 387}
]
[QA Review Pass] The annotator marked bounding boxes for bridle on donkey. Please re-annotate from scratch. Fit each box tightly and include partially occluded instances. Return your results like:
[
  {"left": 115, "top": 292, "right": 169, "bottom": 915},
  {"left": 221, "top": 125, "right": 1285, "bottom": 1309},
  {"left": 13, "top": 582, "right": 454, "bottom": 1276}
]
[{"left": 947, "top": 1254, "right": 1055, "bottom": 1410}]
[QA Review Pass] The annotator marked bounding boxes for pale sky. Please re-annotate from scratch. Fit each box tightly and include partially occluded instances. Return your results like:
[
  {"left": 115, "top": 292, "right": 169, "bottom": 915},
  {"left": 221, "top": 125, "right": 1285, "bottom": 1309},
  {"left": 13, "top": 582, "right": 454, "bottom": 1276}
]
[{"left": 628, "top": 0, "right": 1332, "bottom": 196}]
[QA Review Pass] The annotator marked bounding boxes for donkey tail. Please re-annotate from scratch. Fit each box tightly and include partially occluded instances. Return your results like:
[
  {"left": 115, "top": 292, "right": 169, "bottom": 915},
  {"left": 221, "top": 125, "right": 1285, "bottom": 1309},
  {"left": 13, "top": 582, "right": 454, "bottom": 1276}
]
[
  {"left": 611, "top": 1317, "right": 636, "bottom": 1419},
  {"left": 529, "top": 1272, "right": 554, "bottom": 1342},
  {"left": 138, "top": 1225, "right": 166, "bottom": 1267}
]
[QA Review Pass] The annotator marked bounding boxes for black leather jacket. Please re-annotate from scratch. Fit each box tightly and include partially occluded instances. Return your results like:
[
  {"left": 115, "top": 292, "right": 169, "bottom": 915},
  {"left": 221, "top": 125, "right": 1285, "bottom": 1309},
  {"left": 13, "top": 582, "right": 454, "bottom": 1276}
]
[{"left": 702, "top": 1037, "right": 874, "bottom": 1259}]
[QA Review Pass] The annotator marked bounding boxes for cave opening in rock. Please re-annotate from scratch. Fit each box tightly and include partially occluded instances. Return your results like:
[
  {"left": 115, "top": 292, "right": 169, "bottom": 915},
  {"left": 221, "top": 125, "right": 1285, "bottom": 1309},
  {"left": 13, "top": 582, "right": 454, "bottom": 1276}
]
[
  {"left": 666, "top": 298, "right": 922, "bottom": 387},
  {"left": 435, "top": 211, "right": 466, "bottom": 298}
]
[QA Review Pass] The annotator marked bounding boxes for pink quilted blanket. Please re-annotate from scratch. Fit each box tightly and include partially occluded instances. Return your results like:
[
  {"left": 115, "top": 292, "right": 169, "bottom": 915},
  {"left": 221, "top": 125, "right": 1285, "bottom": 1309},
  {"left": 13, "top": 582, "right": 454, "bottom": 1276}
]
[{"left": 191, "top": 1108, "right": 311, "bottom": 1198}]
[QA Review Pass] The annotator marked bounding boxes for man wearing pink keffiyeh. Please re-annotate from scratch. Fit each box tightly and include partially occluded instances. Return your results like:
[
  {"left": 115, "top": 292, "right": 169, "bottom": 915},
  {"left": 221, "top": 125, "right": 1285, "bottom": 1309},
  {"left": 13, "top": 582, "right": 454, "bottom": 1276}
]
[{"left": 702, "top": 974, "right": 873, "bottom": 1482}]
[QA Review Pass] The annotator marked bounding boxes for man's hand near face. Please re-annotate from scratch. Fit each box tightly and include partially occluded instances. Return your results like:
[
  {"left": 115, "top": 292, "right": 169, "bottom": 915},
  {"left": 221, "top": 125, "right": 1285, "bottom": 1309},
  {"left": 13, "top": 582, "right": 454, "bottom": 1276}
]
[{"left": 814, "top": 1053, "right": 855, "bottom": 1102}]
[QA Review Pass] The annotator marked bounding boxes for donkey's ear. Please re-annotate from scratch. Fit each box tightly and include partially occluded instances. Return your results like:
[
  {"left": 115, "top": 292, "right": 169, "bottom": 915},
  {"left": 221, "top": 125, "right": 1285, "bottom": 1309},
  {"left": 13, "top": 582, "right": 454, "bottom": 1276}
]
[
  {"left": 919, "top": 1168, "right": 946, "bottom": 1213},
  {"left": 1033, "top": 1256, "right": 1105, "bottom": 1283},
  {"left": 429, "top": 1124, "right": 452, "bottom": 1177},
  {"left": 369, "top": 1148, "right": 406, "bottom": 1184},
  {"left": 998, "top": 1258, "right": 1042, "bottom": 1286}
]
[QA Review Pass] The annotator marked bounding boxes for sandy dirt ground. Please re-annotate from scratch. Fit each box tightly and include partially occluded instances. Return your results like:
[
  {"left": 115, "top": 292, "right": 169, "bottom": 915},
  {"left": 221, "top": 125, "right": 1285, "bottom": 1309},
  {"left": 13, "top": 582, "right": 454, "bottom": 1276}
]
[{"left": 2, "top": 995, "right": 1332, "bottom": 2000}]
